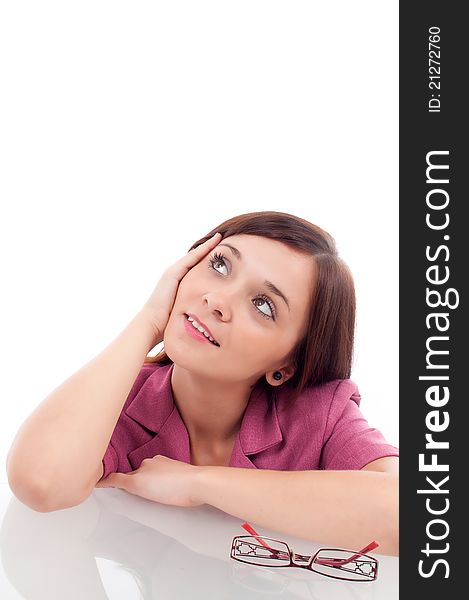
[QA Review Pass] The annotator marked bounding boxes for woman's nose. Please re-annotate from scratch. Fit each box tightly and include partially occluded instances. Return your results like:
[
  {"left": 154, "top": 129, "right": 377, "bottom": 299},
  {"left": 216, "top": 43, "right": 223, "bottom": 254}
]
[{"left": 202, "top": 292, "right": 232, "bottom": 321}]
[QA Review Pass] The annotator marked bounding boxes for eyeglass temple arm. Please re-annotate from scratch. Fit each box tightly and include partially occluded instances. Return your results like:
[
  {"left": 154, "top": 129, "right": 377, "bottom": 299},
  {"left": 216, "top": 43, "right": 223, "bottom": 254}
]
[
  {"left": 241, "top": 521, "right": 273, "bottom": 550},
  {"left": 241, "top": 522, "right": 379, "bottom": 567},
  {"left": 317, "top": 541, "right": 379, "bottom": 568}
]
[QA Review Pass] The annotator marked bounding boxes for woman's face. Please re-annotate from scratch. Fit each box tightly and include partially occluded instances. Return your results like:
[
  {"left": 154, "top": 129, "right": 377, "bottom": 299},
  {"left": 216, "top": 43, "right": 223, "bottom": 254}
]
[{"left": 164, "top": 234, "right": 316, "bottom": 384}]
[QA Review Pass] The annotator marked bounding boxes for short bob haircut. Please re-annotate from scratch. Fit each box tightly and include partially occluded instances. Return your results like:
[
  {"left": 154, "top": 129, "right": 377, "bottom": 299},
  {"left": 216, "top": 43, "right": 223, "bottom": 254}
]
[{"left": 144, "top": 211, "right": 356, "bottom": 410}]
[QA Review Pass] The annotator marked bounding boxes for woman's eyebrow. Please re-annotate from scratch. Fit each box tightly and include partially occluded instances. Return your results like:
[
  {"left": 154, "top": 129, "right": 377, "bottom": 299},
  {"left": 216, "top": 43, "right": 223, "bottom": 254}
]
[
  {"left": 218, "top": 243, "right": 290, "bottom": 311},
  {"left": 218, "top": 242, "right": 242, "bottom": 260}
]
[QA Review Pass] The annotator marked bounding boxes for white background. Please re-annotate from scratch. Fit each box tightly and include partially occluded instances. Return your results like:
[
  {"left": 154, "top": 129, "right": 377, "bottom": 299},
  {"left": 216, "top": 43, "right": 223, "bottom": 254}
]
[{"left": 0, "top": 1, "right": 398, "bottom": 484}]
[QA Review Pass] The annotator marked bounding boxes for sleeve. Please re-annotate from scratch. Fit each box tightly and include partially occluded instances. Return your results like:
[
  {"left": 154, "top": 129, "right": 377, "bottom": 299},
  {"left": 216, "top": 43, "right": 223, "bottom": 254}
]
[
  {"left": 99, "top": 362, "right": 158, "bottom": 479},
  {"left": 101, "top": 442, "right": 119, "bottom": 479},
  {"left": 319, "top": 381, "right": 399, "bottom": 470}
]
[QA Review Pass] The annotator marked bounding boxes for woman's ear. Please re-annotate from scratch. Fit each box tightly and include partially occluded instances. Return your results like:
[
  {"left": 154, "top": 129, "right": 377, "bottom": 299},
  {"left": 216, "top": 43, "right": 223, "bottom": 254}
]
[{"left": 265, "top": 364, "right": 295, "bottom": 387}]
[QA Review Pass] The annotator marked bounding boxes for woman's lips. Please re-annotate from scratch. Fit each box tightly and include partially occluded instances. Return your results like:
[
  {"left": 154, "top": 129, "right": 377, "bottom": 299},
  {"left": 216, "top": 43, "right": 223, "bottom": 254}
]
[
  {"left": 185, "top": 312, "right": 218, "bottom": 342},
  {"left": 183, "top": 314, "right": 220, "bottom": 347}
]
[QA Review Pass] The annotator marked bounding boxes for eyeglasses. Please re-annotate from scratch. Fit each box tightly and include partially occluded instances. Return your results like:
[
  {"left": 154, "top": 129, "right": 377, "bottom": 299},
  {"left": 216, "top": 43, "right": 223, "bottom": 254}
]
[{"left": 230, "top": 522, "right": 379, "bottom": 582}]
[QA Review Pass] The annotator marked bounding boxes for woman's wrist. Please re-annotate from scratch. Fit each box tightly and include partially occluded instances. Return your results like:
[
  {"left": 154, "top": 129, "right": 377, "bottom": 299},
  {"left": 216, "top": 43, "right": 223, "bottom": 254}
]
[
  {"left": 137, "top": 307, "right": 164, "bottom": 347},
  {"left": 190, "top": 465, "right": 215, "bottom": 505}
]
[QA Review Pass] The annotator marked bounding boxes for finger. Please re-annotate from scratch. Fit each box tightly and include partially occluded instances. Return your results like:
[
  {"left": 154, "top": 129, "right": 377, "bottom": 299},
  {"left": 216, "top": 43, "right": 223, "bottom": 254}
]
[
  {"left": 188, "top": 232, "right": 222, "bottom": 256},
  {"left": 174, "top": 232, "right": 222, "bottom": 273},
  {"left": 96, "top": 473, "right": 127, "bottom": 489}
]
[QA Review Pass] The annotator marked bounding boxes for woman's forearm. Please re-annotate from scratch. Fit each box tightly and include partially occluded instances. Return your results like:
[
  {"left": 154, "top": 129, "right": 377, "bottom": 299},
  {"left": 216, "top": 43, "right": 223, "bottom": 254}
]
[
  {"left": 7, "top": 309, "right": 160, "bottom": 511},
  {"left": 194, "top": 466, "right": 399, "bottom": 556}
]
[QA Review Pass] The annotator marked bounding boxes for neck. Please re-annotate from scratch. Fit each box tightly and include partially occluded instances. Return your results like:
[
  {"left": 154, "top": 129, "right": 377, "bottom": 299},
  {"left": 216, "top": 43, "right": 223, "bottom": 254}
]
[{"left": 170, "top": 364, "right": 257, "bottom": 447}]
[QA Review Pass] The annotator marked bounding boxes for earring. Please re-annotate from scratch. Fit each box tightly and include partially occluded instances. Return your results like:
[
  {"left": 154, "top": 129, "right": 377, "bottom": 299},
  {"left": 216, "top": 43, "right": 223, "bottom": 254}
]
[{"left": 273, "top": 371, "right": 283, "bottom": 381}]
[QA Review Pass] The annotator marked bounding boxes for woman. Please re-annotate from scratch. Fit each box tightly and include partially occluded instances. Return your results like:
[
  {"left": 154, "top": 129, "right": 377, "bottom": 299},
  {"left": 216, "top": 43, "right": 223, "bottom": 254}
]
[{"left": 6, "top": 211, "right": 399, "bottom": 555}]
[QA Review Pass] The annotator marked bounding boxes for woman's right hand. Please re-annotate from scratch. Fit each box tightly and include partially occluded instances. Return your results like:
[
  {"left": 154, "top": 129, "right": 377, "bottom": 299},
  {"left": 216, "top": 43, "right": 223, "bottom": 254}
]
[{"left": 140, "top": 232, "right": 222, "bottom": 343}]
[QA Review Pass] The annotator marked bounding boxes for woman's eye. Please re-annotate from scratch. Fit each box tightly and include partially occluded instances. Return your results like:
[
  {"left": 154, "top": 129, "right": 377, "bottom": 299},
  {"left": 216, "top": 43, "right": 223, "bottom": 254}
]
[
  {"left": 253, "top": 297, "right": 274, "bottom": 319},
  {"left": 210, "top": 254, "right": 228, "bottom": 276},
  {"left": 213, "top": 260, "right": 226, "bottom": 274},
  {"left": 209, "top": 253, "right": 276, "bottom": 320}
]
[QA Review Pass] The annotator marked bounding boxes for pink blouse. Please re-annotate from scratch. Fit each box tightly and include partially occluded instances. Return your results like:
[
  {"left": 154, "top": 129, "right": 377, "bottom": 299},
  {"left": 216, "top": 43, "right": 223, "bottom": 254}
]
[{"left": 101, "top": 362, "right": 399, "bottom": 477}]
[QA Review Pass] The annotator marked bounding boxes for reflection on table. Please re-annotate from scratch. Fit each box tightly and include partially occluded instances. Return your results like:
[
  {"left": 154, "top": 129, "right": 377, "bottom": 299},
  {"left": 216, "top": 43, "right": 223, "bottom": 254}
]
[{"left": 0, "top": 484, "right": 398, "bottom": 599}]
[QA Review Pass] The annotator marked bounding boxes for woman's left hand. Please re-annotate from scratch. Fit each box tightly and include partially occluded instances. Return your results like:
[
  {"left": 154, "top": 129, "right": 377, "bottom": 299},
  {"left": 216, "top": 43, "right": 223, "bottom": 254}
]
[{"left": 95, "top": 455, "right": 205, "bottom": 507}]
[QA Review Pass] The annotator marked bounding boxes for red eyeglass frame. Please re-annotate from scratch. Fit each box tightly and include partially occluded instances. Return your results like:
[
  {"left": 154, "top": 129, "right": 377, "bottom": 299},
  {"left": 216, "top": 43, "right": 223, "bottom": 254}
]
[{"left": 231, "top": 521, "right": 379, "bottom": 581}]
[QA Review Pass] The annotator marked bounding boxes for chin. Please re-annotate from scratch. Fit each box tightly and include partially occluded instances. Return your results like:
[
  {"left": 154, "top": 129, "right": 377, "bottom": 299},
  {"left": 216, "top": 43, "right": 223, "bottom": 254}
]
[
  {"left": 163, "top": 333, "right": 199, "bottom": 370},
  {"left": 164, "top": 338, "right": 219, "bottom": 379}
]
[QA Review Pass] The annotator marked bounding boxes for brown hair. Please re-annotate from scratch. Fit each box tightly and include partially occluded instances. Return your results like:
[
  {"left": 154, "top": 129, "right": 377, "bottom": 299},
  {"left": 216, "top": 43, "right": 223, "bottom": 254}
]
[{"left": 144, "top": 211, "right": 355, "bottom": 409}]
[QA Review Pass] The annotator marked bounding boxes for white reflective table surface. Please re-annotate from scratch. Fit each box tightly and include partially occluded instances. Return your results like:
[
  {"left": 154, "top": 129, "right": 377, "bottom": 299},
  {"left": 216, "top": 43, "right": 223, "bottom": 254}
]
[{"left": 0, "top": 483, "right": 398, "bottom": 599}]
